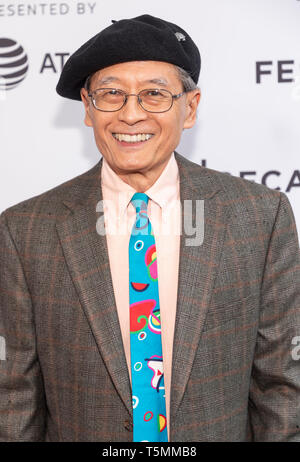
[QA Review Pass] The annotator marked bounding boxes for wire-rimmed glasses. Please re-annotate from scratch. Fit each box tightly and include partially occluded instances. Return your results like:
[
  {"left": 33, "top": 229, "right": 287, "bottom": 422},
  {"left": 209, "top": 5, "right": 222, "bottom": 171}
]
[{"left": 87, "top": 88, "right": 185, "bottom": 113}]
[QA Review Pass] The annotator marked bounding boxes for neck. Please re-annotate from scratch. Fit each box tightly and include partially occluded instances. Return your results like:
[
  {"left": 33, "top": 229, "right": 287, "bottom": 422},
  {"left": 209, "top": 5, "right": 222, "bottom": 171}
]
[{"left": 117, "top": 158, "right": 170, "bottom": 192}]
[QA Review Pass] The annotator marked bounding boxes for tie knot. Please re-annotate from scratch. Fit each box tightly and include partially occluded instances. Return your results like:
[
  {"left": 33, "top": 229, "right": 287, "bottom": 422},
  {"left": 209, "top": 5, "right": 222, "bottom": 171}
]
[{"left": 130, "top": 192, "right": 149, "bottom": 215}]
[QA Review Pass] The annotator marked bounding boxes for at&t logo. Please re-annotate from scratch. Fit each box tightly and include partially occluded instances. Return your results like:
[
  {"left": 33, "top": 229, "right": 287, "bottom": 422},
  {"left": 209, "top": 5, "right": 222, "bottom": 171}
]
[{"left": 0, "top": 38, "right": 29, "bottom": 92}]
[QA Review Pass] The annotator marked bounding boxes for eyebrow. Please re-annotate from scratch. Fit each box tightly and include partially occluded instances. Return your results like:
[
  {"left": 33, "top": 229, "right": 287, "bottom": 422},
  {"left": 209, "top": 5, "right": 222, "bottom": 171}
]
[
  {"left": 144, "top": 78, "right": 169, "bottom": 87},
  {"left": 94, "top": 76, "right": 169, "bottom": 87},
  {"left": 94, "top": 76, "right": 120, "bottom": 86}
]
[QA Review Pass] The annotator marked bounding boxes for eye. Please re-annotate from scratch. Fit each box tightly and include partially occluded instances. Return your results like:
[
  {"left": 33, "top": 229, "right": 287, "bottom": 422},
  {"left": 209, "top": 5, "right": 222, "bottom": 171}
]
[
  {"left": 142, "top": 89, "right": 169, "bottom": 101},
  {"left": 146, "top": 90, "right": 161, "bottom": 96},
  {"left": 98, "top": 89, "right": 124, "bottom": 102},
  {"left": 103, "top": 89, "right": 121, "bottom": 95}
]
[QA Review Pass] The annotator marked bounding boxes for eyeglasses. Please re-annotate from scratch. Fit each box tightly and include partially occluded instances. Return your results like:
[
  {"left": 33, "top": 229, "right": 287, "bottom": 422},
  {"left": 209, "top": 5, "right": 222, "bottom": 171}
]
[{"left": 87, "top": 88, "right": 185, "bottom": 113}]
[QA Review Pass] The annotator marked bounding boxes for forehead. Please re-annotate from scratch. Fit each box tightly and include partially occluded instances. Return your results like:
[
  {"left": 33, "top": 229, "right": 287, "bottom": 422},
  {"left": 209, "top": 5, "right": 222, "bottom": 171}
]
[{"left": 90, "top": 60, "right": 180, "bottom": 87}]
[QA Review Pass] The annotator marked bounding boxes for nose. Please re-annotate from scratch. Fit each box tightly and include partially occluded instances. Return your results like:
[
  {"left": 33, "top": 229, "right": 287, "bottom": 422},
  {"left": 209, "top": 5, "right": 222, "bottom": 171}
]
[{"left": 117, "top": 94, "right": 148, "bottom": 125}]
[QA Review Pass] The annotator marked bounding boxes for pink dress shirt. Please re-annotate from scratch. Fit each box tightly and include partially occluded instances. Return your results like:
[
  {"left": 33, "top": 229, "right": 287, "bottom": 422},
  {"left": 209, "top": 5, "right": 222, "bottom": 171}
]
[{"left": 101, "top": 152, "right": 181, "bottom": 440}]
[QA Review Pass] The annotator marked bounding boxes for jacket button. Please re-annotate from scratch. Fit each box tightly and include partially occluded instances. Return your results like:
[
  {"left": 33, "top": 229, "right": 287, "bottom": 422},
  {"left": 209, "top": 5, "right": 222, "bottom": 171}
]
[{"left": 124, "top": 419, "right": 133, "bottom": 431}]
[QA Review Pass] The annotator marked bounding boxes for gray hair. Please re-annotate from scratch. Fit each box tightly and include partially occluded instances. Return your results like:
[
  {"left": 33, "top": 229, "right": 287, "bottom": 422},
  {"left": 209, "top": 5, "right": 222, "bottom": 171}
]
[
  {"left": 173, "top": 65, "right": 198, "bottom": 92},
  {"left": 83, "top": 64, "right": 198, "bottom": 93}
]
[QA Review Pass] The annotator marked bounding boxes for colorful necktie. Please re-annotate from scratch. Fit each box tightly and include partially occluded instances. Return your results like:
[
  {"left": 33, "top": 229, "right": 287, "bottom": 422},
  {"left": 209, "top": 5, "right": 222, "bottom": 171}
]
[{"left": 129, "top": 192, "right": 168, "bottom": 442}]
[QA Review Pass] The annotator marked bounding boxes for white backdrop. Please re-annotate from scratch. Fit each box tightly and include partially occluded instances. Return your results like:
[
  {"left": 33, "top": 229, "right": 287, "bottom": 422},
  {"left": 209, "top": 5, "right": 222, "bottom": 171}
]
[{"left": 1, "top": 0, "right": 300, "bottom": 233}]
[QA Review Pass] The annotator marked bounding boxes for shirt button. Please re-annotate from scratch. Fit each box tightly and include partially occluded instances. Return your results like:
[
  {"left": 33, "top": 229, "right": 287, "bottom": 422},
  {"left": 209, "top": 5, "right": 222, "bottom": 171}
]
[{"left": 124, "top": 419, "right": 133, "bottom": 431}]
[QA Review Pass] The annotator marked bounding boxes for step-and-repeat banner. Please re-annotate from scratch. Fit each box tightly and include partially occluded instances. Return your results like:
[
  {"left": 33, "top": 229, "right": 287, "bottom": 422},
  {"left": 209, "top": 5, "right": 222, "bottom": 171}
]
[{"left": 1, "top": 0, "right": 299, "bottom": 233}]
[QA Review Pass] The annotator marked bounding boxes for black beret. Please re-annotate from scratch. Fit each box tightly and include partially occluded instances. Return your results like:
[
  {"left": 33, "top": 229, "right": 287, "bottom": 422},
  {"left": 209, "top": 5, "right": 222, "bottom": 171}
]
[{"left": 56, "top": 14, "right": 201, "bottom": 101}]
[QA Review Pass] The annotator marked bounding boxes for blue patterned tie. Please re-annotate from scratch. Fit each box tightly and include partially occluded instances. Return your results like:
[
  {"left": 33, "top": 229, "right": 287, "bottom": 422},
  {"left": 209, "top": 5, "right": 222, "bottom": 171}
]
[{"left": 129, "top": 192, "right": 168, "bottom": 442}]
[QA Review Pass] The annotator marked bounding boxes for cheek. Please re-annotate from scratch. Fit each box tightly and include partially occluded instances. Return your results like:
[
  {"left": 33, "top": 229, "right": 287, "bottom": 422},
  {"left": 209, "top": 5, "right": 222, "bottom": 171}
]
[
  {"left": 90, "top": 117, "right": 110, "bottom": 144},
  {"left": 159, "top": 114, "right": 184, "bottom": 141},
  {"left": 90, "top": 126, "right": 110, "bottom": 155}
]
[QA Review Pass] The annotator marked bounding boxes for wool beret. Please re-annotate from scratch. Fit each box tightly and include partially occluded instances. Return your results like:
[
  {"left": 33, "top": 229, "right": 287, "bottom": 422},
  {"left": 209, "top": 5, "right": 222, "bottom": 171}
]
[{"left": 56, "top": 14, "right": 201, "bottom": 101}]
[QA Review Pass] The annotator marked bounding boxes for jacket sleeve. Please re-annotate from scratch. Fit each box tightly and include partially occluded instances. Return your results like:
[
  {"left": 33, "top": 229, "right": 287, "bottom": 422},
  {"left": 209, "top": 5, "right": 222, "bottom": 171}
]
[
  {"left": 247, "top": 192, "right": 300, "bottom": 441},
  {"left": 0, "top": 211, "right": 47, "bottom": 441}
]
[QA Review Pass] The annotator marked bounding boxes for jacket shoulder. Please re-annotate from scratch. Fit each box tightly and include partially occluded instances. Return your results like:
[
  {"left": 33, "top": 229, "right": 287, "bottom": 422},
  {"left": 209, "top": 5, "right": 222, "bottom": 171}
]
[
  {"left": 206, "top": 165, "right": 281, "bottom": 200},
  {"left": 205, "top": 165, "right": 283, "bottom": 225},
  {"left": 176, "top": 152, "right": 283, "bottom": 222}
]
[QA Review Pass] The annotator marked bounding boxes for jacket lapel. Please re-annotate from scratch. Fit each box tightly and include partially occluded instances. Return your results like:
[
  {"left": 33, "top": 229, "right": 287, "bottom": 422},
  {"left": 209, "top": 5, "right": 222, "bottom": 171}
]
[
  {"left": 170, "top": 152, "right": 232, "bottom": 426},
  {"left": 55, "top": 158, "right": 133, "bottom": 417}
]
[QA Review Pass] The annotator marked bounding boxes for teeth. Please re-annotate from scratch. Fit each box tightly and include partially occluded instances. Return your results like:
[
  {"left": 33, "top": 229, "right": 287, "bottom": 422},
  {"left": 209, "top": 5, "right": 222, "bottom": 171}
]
[{"left": 113, "top": 133, "right": 153, "bottom": 142}]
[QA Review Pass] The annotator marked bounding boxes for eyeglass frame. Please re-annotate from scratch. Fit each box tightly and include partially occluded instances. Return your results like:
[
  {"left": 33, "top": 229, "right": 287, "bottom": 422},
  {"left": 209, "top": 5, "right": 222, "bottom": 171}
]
[{"left": 87, "top": 87, "right": 186, "bottom": 113}]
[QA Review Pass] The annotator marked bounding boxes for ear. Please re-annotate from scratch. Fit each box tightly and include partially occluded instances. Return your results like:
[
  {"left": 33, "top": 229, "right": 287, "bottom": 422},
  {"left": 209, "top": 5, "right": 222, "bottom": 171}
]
[
  {"left": 80, "top": 87, "right": 93, "bottom": 127},
  {"left": 183, "top": 89, "right": 201, "bottom": 129}
]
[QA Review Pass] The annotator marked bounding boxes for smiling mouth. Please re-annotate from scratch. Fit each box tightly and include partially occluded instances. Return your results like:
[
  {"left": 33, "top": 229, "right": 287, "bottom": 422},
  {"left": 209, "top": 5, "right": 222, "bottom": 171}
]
[{"left": 112, "top": 133, "right": 154, "bottom": 143}]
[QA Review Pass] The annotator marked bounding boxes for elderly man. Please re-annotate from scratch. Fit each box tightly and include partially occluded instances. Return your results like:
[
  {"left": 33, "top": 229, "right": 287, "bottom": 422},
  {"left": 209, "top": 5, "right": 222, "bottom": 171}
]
[{"left": 0, "top": 14, "right": 299, "bottom": 442}]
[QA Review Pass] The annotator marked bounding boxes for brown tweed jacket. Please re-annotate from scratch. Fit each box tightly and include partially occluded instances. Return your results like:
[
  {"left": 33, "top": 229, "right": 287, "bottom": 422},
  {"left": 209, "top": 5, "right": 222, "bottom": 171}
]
[{"left": 0, "top": 151, "right": 299, "bottom": 442}]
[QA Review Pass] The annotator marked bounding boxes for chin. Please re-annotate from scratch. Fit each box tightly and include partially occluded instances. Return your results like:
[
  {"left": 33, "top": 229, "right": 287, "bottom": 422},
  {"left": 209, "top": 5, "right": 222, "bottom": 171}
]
[
  {"left": 116, "top": 152, "right": 150, "bottom": 163},
  {"left": 121, "top": 158, "right": 148, "bottom": 168}
]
